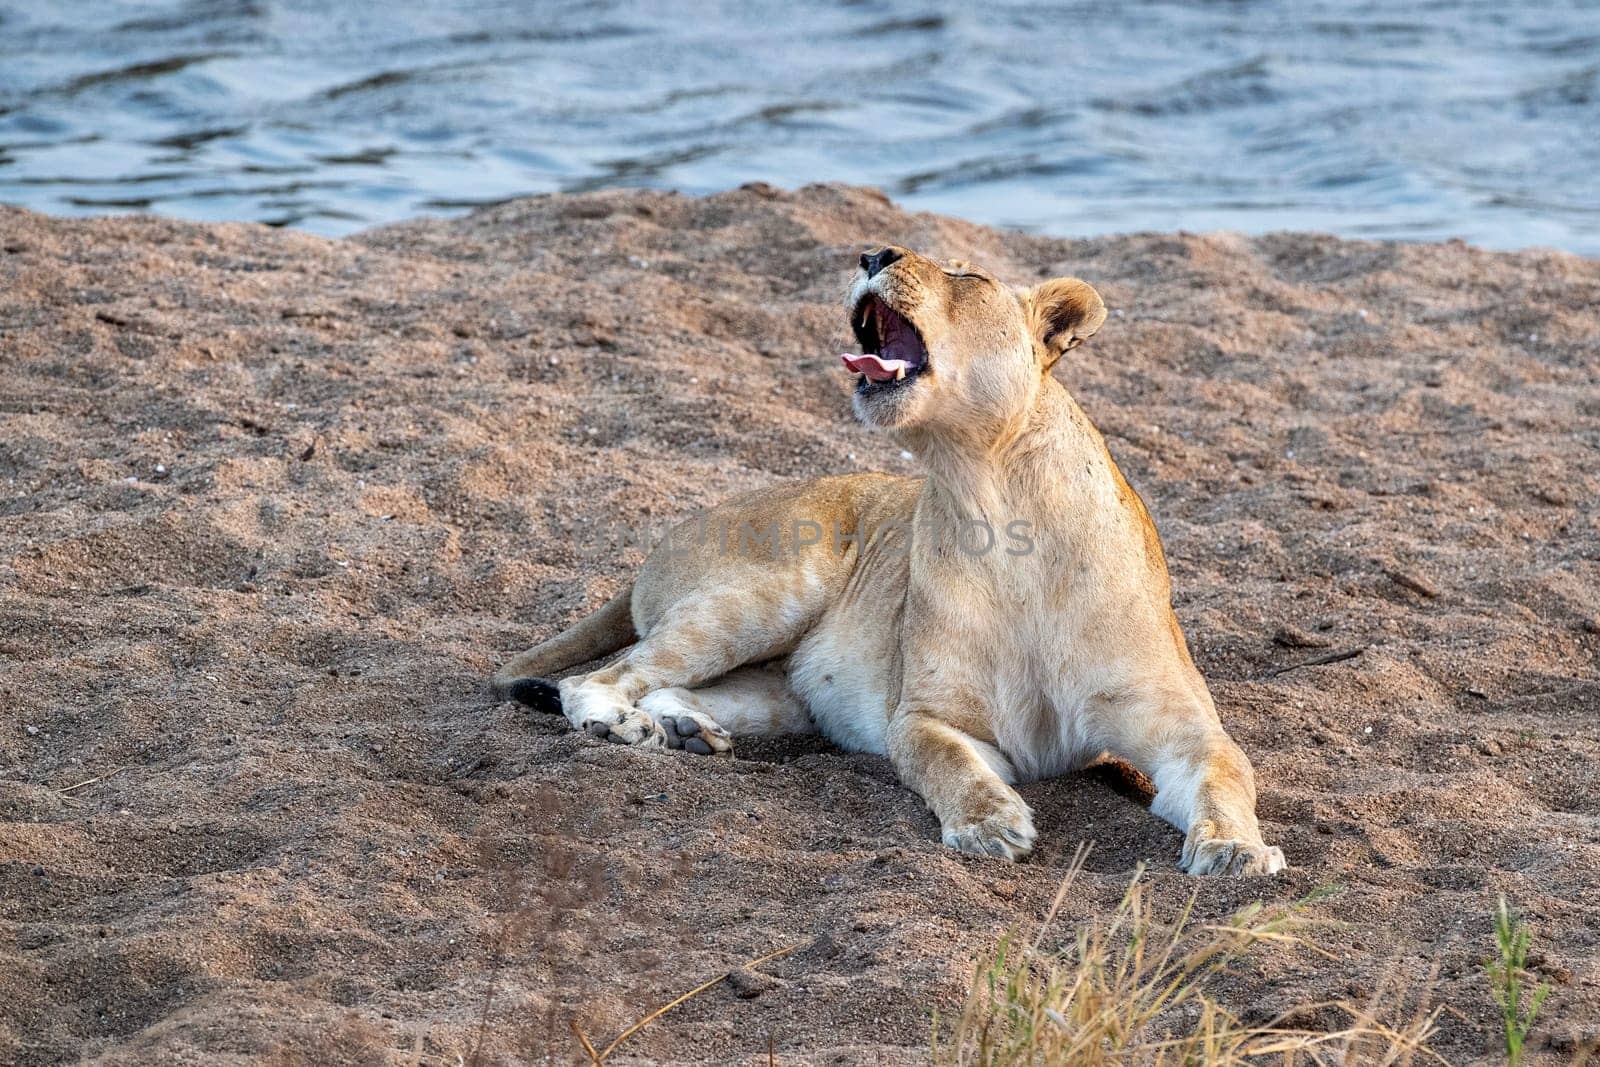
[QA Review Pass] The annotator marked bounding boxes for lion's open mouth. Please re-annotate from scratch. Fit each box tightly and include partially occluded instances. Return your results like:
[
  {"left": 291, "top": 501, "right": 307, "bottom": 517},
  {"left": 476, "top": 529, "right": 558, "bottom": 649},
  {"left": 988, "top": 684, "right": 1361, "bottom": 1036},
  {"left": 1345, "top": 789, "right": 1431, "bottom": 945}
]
[{"left": 842, "top": 295, "right": 928, "bottom": 390}]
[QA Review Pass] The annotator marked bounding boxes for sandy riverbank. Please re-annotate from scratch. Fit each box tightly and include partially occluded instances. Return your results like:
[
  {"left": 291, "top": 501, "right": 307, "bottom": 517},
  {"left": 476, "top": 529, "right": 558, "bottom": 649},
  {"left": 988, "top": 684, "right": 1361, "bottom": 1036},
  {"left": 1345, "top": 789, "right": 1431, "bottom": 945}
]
[{"left": 2, "top": 184, "right": 1598, "bottom": 1063}]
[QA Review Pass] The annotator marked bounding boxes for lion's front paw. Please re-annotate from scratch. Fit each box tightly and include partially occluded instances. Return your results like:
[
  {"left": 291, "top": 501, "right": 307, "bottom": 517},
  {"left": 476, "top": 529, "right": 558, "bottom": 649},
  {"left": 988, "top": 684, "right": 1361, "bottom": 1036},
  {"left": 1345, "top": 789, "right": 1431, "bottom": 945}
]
[
  {"left": 1181, "top": 834, "right": 1286, "bottom": 876},
  {"left": 941, "top": 796, "right": 1036, "bottom": 861}
]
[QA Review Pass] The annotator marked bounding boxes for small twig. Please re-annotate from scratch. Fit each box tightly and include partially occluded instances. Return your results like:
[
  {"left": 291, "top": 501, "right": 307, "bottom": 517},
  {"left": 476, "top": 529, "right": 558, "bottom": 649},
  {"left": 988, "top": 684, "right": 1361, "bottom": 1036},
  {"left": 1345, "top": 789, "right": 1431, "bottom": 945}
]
[
  {"left": 592, "top": 942, "right": 802, "bottom": 1061},
  {"left": 56, "top": 765, "right": 130, "bottom": 794},
  {"left": 570, "top": 1019, "right": 601, "bottom": 1064},
  {"left": 1265, "top": 645, "right": 1367, "bottom": 678}
]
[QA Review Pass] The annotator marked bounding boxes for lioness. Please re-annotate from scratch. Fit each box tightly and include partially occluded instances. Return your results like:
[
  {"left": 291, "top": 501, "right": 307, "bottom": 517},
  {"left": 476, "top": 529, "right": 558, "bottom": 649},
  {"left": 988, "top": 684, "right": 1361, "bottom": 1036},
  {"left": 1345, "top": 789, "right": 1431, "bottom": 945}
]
[{"left": 495, "top": 246, "right": 1285, "bottom": 875}]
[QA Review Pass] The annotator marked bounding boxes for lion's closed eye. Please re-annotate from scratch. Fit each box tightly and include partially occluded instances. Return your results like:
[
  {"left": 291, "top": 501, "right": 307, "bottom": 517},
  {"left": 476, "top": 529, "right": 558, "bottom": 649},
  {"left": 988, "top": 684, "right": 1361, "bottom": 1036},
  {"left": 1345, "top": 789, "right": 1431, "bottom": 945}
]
[{"left": 940, "top": 259, "right": 992, "bottom": 281}]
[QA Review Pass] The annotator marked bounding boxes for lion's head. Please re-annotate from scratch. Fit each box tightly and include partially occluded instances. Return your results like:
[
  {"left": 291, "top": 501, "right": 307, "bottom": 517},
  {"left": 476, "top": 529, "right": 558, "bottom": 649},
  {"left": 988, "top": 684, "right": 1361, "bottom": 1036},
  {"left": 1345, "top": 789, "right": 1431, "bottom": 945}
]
[{"left": 842, "top": 246, "right": 1106, "bottom": 435}]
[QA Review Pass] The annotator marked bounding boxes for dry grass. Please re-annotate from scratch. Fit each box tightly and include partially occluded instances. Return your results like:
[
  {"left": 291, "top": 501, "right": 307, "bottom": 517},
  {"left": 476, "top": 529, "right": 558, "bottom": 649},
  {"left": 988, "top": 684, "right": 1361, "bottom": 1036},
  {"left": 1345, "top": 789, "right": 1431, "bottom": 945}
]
[
  {"left": 572, "top": 942, "right": 802, "bottom": 1063},
  {"left": 935, "top": 848, "right": 1441, "bottom": 1067}
]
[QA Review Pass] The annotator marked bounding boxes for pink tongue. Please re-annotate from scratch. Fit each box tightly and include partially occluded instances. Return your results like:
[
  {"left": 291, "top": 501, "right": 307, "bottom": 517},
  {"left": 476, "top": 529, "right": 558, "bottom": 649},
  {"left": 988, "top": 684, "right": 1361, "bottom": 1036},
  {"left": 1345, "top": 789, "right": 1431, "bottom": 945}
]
[{"left": 841, "top": 352, "right": 910, "bottom": 382}]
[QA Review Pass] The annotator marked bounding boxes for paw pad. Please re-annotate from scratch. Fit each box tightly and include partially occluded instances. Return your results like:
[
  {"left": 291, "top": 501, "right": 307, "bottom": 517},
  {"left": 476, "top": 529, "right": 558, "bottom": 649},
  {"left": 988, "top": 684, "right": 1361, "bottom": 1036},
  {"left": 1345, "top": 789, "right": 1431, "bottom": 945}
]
[
  {"left": 658, "top": 714, "right": 731, "bottom": 756},
  {"left": 580, "top": 708, "right": 665, "bottom": 749}
]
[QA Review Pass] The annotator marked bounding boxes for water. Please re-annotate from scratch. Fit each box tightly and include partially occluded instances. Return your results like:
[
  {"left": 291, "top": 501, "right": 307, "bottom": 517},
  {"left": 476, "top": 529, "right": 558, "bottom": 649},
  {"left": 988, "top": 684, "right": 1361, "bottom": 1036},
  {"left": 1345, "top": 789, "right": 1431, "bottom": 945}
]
[{"left": 2, "top": 0, "right": 1598, "bottom": 253}]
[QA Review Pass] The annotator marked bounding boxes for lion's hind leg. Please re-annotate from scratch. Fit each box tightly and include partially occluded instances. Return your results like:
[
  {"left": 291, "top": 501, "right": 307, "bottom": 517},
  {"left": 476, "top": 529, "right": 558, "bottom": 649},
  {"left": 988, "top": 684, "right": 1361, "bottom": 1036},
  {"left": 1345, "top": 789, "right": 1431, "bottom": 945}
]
[
  {"left": 639, "top": 665, "right": 813, "bottom": 756},
  {"left": 507, "top": 477, "right": 867, "bottom": 750},
  {"left": 527, "top": 580, "right": 825, "bottom": 751}
]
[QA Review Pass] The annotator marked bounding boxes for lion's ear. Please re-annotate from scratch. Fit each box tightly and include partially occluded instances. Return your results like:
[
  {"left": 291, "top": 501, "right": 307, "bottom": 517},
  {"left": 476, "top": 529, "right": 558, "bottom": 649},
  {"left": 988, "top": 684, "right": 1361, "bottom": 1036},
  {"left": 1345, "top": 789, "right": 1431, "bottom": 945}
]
[{"left": 1023, "top": 278, "right": 1107, "bottom": 369}]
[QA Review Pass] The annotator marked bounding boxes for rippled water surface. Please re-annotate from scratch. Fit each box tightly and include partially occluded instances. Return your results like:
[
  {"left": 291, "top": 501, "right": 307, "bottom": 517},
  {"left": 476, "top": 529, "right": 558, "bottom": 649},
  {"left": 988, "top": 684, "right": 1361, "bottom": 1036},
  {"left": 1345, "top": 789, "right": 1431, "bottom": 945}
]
[{"left": 3, "top": 1, "right": 1598, "bottom": 251}]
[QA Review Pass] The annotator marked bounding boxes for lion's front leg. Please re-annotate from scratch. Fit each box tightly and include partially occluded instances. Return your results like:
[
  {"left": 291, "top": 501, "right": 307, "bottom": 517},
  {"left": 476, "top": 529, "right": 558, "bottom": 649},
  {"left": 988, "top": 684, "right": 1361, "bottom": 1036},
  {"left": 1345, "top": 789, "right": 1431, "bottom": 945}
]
[
  {"left": 1113, "top": 702, "right": 1285, "bottom": 876},
  {"left": 887, "top": 706, "right": 1036, "bottom": 861},
  {"left": 1162, "top": 735, "right": 1286, "bottom": 876}
]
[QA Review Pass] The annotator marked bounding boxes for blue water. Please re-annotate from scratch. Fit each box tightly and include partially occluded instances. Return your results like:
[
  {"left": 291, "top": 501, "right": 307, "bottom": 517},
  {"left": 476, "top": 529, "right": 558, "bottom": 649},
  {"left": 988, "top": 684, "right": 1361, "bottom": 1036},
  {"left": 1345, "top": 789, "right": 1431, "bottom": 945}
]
[{"left": 2, "top": 1, "right": 1598, "bottom": 253}]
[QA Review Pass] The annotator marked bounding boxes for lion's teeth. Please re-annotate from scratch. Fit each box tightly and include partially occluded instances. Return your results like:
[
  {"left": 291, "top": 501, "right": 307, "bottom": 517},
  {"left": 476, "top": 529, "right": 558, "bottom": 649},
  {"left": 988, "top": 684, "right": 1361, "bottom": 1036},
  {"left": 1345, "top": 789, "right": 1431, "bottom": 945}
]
[{"left": 895, "top": 366, "right": 905, "bottom": 381}]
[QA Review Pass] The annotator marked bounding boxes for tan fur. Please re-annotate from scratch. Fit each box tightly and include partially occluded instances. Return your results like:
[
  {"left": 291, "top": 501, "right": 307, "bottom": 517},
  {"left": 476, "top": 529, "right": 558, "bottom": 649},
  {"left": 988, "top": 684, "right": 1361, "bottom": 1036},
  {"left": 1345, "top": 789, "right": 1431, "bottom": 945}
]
[
  {"left": 495, "top": 585, "right": 636, "bottom": 681},
  {"left": 494, "top": 247, "right": 1284, "bottom": 874}
]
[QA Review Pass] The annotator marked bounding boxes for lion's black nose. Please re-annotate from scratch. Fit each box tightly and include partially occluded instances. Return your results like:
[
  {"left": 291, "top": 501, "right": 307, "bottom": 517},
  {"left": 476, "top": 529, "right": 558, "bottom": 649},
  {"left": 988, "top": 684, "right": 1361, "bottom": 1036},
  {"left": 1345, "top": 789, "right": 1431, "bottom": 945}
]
[{"left": 860, "top": 246, "right": 904, "bottom": 278}]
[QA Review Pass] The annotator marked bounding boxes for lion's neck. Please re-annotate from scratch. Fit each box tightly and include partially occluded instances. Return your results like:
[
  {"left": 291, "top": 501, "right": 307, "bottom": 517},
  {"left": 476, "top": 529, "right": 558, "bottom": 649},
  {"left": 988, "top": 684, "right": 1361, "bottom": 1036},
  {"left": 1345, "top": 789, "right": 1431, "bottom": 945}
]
[{"left": 904, "top": 377, "right": 1107, "bottom": 529}]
